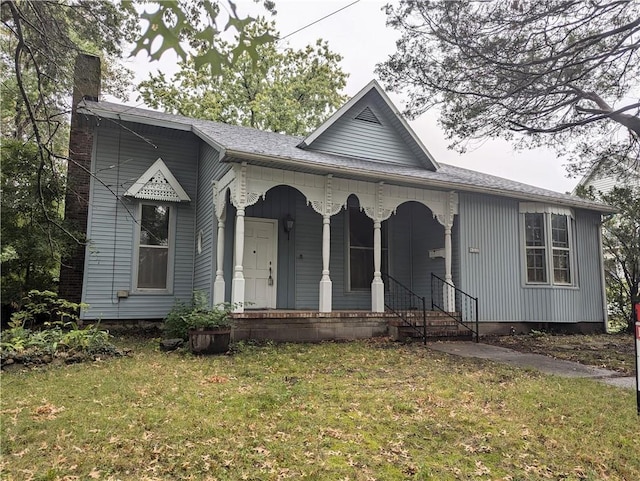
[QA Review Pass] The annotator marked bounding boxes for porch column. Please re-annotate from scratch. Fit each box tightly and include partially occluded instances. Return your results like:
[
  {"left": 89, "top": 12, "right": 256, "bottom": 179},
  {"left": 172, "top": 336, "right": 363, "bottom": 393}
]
[
  {"left": 231, "top": 207, "right": 245, "bottom": 312},
  {"left": 371, "top": 220, "right": 384, "bottom": 312},
  {"left": 212, "top": 216, "right": 226, "bottom": 305},
  {"left": 433, "top": 191, "right": 458, "bottom": 313},
  {"left": 319, "top": 214, "right": 332, "bottom": 312},
  {"left": 444, "top": 225, "right": 455, "bottom": 312}
]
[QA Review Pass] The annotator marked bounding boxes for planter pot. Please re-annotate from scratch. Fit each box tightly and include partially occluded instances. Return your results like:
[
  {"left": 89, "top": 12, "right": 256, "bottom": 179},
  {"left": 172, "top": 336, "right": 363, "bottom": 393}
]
[{"left": 188, "top": 328, "right": 231, "bottom": 354}]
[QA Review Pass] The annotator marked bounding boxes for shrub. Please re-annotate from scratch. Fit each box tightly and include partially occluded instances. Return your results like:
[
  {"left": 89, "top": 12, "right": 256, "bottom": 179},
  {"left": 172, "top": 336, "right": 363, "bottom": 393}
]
[
  {"left": 162, "top": 292, "right": 236, "bottom": 339},
  {"left": 1, "top": 291, "right": 120, "bottom": 367},
  {"left": 10, "top": 290, "right": 86, "bottom": 328}
]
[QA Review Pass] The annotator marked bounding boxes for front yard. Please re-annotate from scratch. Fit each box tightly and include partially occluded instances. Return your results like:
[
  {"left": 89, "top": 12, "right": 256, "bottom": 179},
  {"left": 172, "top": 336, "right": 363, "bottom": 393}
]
[
  {"left": 1, "top": 338, "right": 638, "bottom": 480},
  {"left": 484, "top": 332, "right": 635, "bottom": 375}
]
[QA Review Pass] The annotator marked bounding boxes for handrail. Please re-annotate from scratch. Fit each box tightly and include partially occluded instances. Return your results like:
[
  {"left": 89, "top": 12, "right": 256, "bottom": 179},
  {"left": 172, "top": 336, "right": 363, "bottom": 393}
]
[
  {"left": 382, "top": 273, "right": 426, "bottom": 344},
  {"left": 430, "top": 273, "right": 479, "bottom": 342}
]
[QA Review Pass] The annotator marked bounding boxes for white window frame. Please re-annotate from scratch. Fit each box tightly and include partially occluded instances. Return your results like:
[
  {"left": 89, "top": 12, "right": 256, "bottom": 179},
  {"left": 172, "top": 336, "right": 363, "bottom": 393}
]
[
  {"left": 520, "top": 204, "right": 575, "bottom": 287},
  {"left": 132, "top": 202, "right": 177, "bottom": 294}
]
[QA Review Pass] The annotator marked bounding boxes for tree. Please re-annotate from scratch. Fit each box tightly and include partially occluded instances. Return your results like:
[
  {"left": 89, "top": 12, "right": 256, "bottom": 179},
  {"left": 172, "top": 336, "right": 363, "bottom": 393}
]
[
  {"left": 377, "top": 0, "right": 640, "bottom": 175},
  {"left": 138, "top": 19, "right": 348, "bottom": 136},
  {"left": 0, "top": 140, "right": 74, "bottom": 308},
  {"left": 0, "top": 1, "right": 277, "bottom": 308},
  {"left": 130, "top": 0, "right": 276, "bottom": 76},
  {"left": 577, "top": 184, "right": 640, "bottom": 332}
]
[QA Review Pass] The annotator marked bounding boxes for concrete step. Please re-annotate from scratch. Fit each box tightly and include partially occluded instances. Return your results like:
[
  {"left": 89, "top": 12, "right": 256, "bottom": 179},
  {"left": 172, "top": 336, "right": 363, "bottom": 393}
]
[{"left": 389, "top": 312, "right": 474, "bottom": 341}]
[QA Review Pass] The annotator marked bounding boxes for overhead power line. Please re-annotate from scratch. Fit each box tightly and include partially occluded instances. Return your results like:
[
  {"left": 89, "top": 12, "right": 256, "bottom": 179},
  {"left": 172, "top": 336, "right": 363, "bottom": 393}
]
[{"left": 277, "top": 0, "right": 361, "bottom": 42}]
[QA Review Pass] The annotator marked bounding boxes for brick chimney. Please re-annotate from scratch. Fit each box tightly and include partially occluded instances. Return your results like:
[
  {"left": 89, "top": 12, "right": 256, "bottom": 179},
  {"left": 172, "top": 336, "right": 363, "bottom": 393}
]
[{"left": 58, "top": 54, "right": 101, "bottom": 303}]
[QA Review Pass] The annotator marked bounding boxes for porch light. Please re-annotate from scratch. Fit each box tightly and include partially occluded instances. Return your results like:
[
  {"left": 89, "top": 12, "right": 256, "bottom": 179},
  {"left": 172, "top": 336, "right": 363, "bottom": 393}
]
[{"left": 283, "top": 214, "right": 295, "bottom": 239}]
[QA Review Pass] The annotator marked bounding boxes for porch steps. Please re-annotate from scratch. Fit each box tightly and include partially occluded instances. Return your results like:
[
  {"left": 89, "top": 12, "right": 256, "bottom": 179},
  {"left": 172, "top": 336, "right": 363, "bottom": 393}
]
[{"left": 388, "top": 311, "right": 473, "bottom": 341}]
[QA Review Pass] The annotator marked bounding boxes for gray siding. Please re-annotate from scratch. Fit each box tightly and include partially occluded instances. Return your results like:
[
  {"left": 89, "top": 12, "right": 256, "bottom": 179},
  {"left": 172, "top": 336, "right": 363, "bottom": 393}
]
[
  {"left": 82, "top": 122, "right": 199, "bottom": 320},
  {"left": 193, "top": 144, "right": 225, "bottom": 304},
  {"left": 389, "top": 202, "right": 446, "bottom": 303},
  {"left": 293, "top": 194, "right": 323, "bottom": 308},
  {"left": 307, "top": 95, "right": 423, "bottom": 168},
  {"left": 458, "top": 192, "right": 605, "bottom": 323}
]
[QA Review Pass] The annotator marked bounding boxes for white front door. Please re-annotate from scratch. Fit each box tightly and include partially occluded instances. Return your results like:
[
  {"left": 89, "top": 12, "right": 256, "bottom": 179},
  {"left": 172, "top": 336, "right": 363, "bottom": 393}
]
[{"left": 242, "top": 218, "right": 277, "bottom": 309}]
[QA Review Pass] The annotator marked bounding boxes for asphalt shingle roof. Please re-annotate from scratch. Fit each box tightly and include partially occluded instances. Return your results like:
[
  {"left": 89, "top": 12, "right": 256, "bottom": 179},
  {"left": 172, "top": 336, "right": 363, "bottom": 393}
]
[{"left": 80, "top": 100, "right": 614, "bottom": 213}]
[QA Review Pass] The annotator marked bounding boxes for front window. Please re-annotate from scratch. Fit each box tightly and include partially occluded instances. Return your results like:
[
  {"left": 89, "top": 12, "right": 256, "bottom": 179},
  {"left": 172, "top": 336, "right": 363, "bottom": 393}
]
[
  {"left": 551, "top": 214, "right": 571, "bottom": 284},
  {"left": 522, "top": 207, "right": 573, "bottom": 286},
  {"left": 525, "top": 213, "right": 547, "bottom": 283},
  {"left": 348, "top": 206, "right": 388, "bottom": 290},
  {"left": 136, "top": 204, "right": 171, "bottom": 290}
]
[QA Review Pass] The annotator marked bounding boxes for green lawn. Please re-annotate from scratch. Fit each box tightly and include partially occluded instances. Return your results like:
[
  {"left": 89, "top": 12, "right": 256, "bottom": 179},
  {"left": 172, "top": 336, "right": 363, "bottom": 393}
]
[{"left": 1, "top": 338, "right": 638, "bottom": 480}]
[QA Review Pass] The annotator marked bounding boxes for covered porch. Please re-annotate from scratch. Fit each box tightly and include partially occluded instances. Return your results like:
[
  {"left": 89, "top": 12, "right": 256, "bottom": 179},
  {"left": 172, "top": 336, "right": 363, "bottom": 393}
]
[{"left": 212, "top": 162, "right": 460, "bottom": 315}]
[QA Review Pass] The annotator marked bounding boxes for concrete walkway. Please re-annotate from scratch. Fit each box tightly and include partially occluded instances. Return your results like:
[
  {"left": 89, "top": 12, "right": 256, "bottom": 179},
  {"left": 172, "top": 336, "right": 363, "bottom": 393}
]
[{"left": 429, "top": 341, "right": 636, "bottom": 390}]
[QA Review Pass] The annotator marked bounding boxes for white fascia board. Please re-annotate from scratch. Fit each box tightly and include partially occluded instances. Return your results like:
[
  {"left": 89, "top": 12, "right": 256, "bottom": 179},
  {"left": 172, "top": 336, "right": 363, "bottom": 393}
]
[
  {"left": 224, "top": 149, "right": 615, "bottom": 213},
  {"left": 77, "top": 104, "right": 192, "bottom": 132},
  {"left": 79, "top": 104, "right": 229, "bottom": 162}
]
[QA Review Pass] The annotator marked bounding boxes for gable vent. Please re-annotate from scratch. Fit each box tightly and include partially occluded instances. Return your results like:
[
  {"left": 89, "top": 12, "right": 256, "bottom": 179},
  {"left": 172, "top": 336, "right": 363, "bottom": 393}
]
[
  {"left": 124, "top": 158, "right": 191, "bottom": 202},
  {"left": 355, "top": 106, "right": 381, "bottom": 125}
]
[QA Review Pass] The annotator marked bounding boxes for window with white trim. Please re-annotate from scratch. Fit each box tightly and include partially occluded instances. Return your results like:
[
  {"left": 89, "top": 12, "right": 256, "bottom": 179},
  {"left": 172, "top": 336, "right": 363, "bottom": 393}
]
[
  {"left": 135, "top": 203, "right": 173, "bottom": 290},
  {"left": 348, "top": 205, "right": 388, "bottom": 290},
  {"left": 521, "top": 204, "right": 574, "bottom": 286}
]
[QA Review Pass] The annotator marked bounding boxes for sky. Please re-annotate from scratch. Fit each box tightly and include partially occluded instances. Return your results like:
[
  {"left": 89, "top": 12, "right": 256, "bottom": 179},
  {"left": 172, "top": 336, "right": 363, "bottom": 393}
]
[{"left": 120, "top": 0, "right": 580, "bottom": 194}]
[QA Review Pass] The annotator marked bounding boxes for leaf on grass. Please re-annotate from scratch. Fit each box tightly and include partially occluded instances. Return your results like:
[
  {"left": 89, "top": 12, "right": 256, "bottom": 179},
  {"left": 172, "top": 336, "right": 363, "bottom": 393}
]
[
  {"left": 88, "top": 468, "right": 101, "bottom": 479},
  {"left": 32, "top": 403, "right": 65, "bottom": 420},
  {"left": 201, "top": 375, "right": 229, "bottom": 384},
  {"left": 12, "top": 448, "right": 29, "bottom": 457}
]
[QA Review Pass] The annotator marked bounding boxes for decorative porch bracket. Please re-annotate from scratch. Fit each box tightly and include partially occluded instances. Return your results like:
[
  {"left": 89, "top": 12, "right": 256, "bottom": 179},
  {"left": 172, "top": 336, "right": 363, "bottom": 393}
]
[
  {"left": 213, "top": 163, "right": 457, "bottom": 314},
  {"left": 433, "top": 191, "right": 459, "bottom": 312}
]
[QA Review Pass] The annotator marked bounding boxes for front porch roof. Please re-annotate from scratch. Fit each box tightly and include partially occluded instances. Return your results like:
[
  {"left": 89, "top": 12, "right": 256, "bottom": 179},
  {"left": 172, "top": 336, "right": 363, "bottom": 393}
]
[{"left": 79, "top": 100, "right": 615, "bottom": 214}]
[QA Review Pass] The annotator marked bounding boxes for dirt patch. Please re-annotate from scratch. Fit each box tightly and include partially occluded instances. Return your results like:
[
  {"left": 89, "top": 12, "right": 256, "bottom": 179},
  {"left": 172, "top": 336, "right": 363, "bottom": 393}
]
[{"left": 482, "top": 332, "right": 636, "bottom": 375}]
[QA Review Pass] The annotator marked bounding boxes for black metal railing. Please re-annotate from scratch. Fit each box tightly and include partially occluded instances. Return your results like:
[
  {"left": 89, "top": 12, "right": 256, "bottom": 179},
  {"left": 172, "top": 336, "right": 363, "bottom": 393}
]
[
  {"left": 430, "top": 273, "right": 479, "bottom": 342},
  {"left": 382, "top": 273, "right": 426, "bottom": 344}
]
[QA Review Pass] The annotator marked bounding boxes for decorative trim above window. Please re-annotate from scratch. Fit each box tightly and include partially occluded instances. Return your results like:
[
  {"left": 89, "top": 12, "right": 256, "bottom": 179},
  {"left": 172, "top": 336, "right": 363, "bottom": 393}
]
[
  {"left": 519, "top": 202, "right": 573, "bottom": 218},
  {"left": 354, "top": 106, "right": 382, "bottom": 125},
  {"left": 125, "top": 158, "right": 191, "bottom": 202}
]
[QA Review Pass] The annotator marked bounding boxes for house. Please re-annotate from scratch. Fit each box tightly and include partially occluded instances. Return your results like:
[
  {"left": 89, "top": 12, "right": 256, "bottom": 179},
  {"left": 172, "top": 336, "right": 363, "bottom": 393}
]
[
  {"left": 573, "top": 158, "right": 640, "bottom": 195},
  {"left": 59, "top": 55, "right": 614, "bottom": 340}
]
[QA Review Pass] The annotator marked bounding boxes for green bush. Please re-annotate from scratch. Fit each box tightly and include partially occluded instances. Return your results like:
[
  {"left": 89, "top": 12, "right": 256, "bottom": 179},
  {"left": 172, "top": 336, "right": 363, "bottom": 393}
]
[
  {"left": 162, "top": 300, "right": 192, "bottom": 340},
  {"left": 9, "top": 290, "right": 86, "bottom": 328},
  {"left": 1, "top": 291, "right": 118, "bottom": 365},
  {"left": 1, "top": 322, "right": 115, "bottom": 357},
  {"left": 162, "top": 292, "right": 236, "bottom": 339}
]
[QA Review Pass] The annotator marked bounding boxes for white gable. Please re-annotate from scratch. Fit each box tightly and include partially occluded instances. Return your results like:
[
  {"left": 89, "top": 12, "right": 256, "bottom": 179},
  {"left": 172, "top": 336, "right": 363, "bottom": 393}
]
[{"left": 124, "top": 158, "right": 190, "bottom": 202}]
